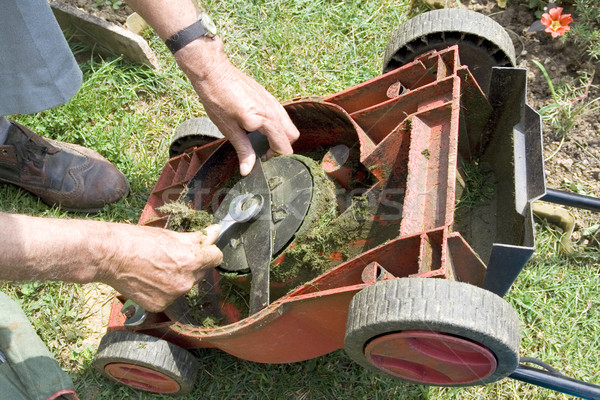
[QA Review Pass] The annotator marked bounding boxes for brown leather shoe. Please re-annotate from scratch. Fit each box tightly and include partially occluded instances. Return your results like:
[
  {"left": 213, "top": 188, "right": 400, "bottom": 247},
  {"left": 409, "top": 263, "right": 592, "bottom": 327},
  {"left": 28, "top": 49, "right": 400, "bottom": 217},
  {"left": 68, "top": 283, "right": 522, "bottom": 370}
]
[{"left": 0, "top": 122, "right": 129, "bottom": 212}]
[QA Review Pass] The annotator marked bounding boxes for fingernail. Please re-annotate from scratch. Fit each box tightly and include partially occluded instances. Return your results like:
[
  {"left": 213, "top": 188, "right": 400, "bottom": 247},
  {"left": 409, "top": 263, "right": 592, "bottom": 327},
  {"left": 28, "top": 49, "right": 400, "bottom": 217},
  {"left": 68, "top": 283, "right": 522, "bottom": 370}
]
[
  {"left": 240, "top": 161, "right": 252, "bottom": 176},
  {"left": 200, "top": 225, "right": 220, "bottom": 244},
  {"left": 205, "top": 224, "right": 220, "bottom": 237}
]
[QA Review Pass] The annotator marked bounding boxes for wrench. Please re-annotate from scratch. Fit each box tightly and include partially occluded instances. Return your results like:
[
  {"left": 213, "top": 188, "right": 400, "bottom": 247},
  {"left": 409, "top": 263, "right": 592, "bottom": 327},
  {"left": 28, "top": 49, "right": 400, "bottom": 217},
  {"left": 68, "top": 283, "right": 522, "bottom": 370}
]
[
  {"left": 216, "top": 193, "right": 264, "bottom": 242},
  {"left": 122, "top": 193, "right": 264, "bottom": 326}
]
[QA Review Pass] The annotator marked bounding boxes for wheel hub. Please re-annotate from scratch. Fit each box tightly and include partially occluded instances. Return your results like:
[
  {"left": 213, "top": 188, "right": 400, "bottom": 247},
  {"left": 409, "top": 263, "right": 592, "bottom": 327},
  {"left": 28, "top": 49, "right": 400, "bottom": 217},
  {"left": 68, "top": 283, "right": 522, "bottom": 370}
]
[
  {"left": 105, "top": 362, "right": 181, "bottom": 393},
  {"left": 365, "top": 330, "right": 498, "bottom": 384}
]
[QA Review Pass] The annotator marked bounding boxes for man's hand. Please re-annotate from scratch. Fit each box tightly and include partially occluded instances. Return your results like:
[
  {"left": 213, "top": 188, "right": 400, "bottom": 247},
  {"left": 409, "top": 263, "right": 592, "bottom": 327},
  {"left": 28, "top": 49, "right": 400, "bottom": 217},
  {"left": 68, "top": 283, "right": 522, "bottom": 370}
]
[
  {"left": 103, "top": 224, "right": 223, "bottom": 312},
  {"left": 125, "top": 1, "right": 301, "bottom": 175},
  {"left": 0, "top": 213, "right": 223, "bottom": 313},
  {"left": 175, "top": 38, "right": 300, "bottom": 175},
  {"left": 193, "top": 60, "right": 300, "bottom": 176}
]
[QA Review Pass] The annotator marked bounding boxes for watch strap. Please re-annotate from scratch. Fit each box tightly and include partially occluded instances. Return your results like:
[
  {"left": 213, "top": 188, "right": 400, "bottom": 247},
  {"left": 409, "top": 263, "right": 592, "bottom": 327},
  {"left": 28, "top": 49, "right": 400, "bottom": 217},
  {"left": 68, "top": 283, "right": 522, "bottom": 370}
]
[{"left": 165, "top": 18, "right": 211, "bottom": 54}]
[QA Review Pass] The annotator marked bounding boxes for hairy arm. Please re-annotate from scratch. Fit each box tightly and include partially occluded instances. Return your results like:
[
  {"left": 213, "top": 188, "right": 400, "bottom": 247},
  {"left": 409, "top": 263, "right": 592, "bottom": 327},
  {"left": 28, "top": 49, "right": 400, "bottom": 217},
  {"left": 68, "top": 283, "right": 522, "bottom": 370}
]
[
  {"left": 126, "top": 0, "right": 300, "bottom": 175},
  {"left": 0, "top": 212, "right": 222, "bottom": 312}
]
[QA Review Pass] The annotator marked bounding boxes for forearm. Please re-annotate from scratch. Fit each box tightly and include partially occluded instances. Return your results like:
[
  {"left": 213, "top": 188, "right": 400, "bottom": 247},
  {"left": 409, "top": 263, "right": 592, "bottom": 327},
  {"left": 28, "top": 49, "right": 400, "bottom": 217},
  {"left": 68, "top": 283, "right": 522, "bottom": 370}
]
[
  {"left": 0, "top": 212, "right": 115, "bottom": 283},
  {"left": 125, "top": 0, "right": 199, "bottom": 40},
  {"left": 126, "top": 0, "right": 300, "bottom": 175},
  {"left": 125, "top": 0, "right": 229, "bottom": 81},
  {"left": 0, "top": 212, "right": 222, "bottom": 312}
]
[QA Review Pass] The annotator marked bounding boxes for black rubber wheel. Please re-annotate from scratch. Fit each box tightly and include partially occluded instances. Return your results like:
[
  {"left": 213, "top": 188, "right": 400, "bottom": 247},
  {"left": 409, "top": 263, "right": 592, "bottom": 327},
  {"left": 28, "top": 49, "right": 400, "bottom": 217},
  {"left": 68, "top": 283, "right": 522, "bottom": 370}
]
[
  {"left": 345, "top": 278, "right": 520, "bottom": 386},
  {"left": 94, "top": 330, "right": 199, "bottom": 395},
  {"left": 383, "top": 9, "right": 516, "bottom": 94},
  {"left": 169, "top": 117, "right": 224, "bottom": 158}
]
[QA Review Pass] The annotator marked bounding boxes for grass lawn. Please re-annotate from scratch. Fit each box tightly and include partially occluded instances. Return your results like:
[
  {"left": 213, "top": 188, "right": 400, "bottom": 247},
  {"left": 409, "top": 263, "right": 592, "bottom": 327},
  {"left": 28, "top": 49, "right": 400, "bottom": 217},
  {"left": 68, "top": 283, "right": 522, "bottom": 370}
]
[{"left": 2, "top": 0, "right": 599, "bottom": 399}]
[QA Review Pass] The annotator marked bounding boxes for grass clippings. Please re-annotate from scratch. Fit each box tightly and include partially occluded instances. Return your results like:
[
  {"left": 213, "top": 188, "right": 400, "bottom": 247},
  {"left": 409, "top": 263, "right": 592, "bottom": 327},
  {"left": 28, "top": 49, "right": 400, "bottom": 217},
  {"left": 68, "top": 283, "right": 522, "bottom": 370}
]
[
  {"left": 456, "top": 159, "right": 496, "bottom": 211},
  {"left": 157, "top": 200, "right": 213, "bottom": 232}
]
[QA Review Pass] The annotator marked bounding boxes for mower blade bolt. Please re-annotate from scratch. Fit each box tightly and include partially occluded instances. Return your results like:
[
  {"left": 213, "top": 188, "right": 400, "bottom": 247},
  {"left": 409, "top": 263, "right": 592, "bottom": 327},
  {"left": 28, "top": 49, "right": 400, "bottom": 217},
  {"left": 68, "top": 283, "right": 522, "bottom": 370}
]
[{"left": 122, "top": 305, "right": 135, "bottom": 318}]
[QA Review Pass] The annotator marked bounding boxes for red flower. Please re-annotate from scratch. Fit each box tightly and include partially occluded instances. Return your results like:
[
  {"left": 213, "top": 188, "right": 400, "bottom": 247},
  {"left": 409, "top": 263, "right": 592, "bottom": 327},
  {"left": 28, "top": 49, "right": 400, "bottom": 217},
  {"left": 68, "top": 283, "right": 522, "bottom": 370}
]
[{"left": 540, "top": 7, "right": 573, "bottom": 38}]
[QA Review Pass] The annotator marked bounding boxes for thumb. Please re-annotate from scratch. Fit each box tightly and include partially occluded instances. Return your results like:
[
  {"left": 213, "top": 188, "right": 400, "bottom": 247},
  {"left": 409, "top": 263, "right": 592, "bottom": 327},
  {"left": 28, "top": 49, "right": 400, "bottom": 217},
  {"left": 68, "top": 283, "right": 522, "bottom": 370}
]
[
  {"left": 238, "top": 152, "right": 255, "bottom": 177},
  {"left": 227, "top": 134, "right": 256, "bottom": 176},
  {"left": 198, "top": 224, "right": 220, "bottom": 245},
  {"left": 211, "top": 120, "right": 257, "bottom": 176}
]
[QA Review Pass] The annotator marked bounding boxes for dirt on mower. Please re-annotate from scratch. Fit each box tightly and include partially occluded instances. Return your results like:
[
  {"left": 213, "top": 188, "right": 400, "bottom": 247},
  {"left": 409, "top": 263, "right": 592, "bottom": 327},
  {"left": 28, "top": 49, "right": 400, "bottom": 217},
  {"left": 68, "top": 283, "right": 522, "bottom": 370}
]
[
  {"left": 179, "top": 153, "right": 372, "bottom": 326},
  {"left": 70, "top": 0, "right": 599, "bottom": 354}
]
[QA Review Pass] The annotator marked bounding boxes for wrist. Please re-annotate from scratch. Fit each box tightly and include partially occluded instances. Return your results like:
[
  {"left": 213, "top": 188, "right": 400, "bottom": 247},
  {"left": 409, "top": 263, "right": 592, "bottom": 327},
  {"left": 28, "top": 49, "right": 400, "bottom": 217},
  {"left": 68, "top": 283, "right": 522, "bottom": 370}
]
[
  {"left": 89, "top": 221, "right": 123, "bottom": 285},
  {"left": 174, "top": 36, "right": 234, "bottom": 86},
  {"left": 164, "top": 12, "right": 218, "bottom": 54}
]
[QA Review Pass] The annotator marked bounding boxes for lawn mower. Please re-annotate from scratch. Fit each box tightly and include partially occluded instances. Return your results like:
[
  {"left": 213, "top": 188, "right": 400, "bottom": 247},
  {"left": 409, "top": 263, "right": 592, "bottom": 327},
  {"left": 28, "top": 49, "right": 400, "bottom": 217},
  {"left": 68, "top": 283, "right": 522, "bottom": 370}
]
[{"left": 94, "top": 9, "right": 600, "bottom": 398}]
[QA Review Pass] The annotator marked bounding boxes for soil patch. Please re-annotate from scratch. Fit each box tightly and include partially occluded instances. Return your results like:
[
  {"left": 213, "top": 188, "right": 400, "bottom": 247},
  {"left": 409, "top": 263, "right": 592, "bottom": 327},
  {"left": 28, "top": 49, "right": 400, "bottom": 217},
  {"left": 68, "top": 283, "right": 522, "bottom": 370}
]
[
  {"left": 60, "top": 0, "right": 132, "bottom": 26},
  {"left": 80, "top": 283, "right": 115, "bottom": 349},
  {"left": 463, "top": 0, "right": 600, "bottom": 243}
]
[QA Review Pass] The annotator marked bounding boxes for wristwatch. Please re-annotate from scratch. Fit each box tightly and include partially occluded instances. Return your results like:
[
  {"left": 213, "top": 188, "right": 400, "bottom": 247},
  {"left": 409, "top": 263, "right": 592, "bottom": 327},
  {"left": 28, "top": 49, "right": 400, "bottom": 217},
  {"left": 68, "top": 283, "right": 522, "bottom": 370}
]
[{"left": 164, "top": 12, "right": 218, "bottom": 54}]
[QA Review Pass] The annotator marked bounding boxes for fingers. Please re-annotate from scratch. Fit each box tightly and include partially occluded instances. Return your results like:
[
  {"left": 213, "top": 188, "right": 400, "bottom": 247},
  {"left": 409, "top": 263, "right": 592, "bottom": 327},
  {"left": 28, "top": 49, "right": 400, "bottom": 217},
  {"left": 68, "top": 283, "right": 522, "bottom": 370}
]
[
  {"left": 191, "top": 225, "right": 223, "bottom": 273},
  {"left": 195, "top": 64, "right": 300, "bottom": 175},
  {"left": 239, "top": 153, "right": 256, "bottom": 177},
  {"left": 194, "top": 246, "right": 222, "bottom": 281},
  {"left": 195, "top": 224, "right": 223, "bottom": 273},
  {"left": 255, "top": 107, "right": 298, "bottom": 158},
  {"left": 277, "top": 104, "right": 301, "bottom": 143},
  {"left": 106, "top": 224, "right": 226, "bottom": 313},
  {"left": 259, "top": 125, "right": 294, "bottom": 158},
  {"left": 231, "top": 107, "right": 299, "bottom": 174},
  {"left": 231, "top": 137, "right": 256, "bottom": 176},
  {"left": 222, "top": 127, "right": 257, "bottom": 176}
]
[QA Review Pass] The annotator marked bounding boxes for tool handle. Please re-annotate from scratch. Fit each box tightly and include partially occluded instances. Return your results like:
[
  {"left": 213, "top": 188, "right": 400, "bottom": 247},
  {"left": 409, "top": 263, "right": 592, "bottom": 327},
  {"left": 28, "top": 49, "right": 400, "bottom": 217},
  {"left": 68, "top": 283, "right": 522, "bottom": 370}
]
[
  {"left": 121, "top": 299, "right": 147, "bottom": 326},
  {"left": 216, "top": 215, "right": 236, "bottom": 242}
]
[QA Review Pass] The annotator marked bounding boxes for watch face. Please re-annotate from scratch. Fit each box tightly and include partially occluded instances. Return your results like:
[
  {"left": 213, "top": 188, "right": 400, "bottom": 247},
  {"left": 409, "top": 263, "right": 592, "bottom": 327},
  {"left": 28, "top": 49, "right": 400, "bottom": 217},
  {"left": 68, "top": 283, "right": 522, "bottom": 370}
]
[{"left": 200, "top": 13, "right": 218, "bottom": 37}]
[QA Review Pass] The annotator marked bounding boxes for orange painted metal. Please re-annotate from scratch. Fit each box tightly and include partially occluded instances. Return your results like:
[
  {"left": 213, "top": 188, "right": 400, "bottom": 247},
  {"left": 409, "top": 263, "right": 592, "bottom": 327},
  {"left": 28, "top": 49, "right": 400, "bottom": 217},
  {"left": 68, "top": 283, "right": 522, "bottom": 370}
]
[{"left": 107, "top": 45, "right": 491, "bottom": 363}]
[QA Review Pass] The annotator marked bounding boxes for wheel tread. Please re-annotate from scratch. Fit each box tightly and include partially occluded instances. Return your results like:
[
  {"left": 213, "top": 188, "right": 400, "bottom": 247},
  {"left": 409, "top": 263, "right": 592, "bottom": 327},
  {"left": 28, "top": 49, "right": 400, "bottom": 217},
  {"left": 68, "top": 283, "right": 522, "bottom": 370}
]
[
  {"left": 345, "top": 278, "right": 521, "bottom": 386},
  {"left": 383, "top": 9, "right": 516, "bottom": 72},
  {"left": 94, "top": 330, "right": 199, "bottom": 395}
]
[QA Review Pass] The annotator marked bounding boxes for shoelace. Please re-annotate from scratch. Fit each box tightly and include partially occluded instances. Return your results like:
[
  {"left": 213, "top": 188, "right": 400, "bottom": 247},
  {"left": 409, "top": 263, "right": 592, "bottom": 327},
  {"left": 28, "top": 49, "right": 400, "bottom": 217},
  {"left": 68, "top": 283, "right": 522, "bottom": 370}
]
[{"left": 12, "top": 131, "right": 51, "bottom": 169}]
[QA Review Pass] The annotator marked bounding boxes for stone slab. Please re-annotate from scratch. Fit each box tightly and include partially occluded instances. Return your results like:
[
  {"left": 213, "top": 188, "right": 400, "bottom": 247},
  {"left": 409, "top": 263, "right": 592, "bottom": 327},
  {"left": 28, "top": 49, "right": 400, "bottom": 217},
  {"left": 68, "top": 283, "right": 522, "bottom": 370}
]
[{"left": 50, "top": 1, "right": 160, "bottom": 70}]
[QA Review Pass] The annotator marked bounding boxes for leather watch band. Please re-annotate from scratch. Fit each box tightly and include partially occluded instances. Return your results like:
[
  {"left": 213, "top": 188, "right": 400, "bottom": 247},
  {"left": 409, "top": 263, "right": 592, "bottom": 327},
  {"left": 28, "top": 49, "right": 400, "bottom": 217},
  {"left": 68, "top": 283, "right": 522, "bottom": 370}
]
[{"left": 164, "top": 14, "right": 216, "bottom": 54}]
